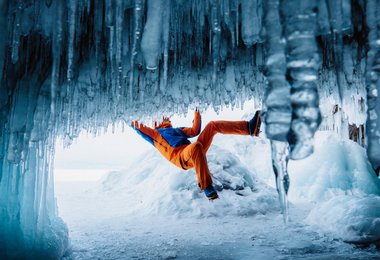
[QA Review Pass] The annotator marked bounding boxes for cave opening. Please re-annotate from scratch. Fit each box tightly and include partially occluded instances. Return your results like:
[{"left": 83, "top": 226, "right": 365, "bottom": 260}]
[{"left": 1, "top": 0, "right": 380, "bottom": 258}]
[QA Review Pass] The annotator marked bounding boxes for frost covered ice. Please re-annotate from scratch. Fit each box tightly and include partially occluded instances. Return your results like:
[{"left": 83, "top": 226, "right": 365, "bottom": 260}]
[{"left": 0, "top": 0, "right": 380, "bottom": 258}]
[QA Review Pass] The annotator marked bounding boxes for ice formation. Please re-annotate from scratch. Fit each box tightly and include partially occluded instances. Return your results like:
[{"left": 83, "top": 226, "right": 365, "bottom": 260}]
[{"left": 0, "top": 0, "right": 379, "bottom": 257}]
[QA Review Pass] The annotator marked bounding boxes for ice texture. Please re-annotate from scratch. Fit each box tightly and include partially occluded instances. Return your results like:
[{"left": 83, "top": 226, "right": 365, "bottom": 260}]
[
  {"left": 365, "top": 0, "right": 380, "bottom": 172},
  {"left": 0, "top": 0, "right": 379, "bottom": 257},
  {"left": 281, "top": 0, "right": 322, "bottom": 160}
]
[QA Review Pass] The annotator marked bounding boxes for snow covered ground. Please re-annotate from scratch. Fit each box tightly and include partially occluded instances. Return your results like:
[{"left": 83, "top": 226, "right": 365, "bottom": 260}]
[{"left": 55, "top": 131, "right": 380, "bottom": 259}]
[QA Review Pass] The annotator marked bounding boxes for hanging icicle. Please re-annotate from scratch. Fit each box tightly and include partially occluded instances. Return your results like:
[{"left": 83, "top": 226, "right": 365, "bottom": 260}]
[
  {"left": 281, "top": 0, "right": 322, "bottom": 160},
  {"left": 211, "top": 0, "right": 221, "bottom": 86},
  {"left": 67, "top": 0, "right": 77, "bottom": 82},
  {"left": 263, "top": 0, "right": 291, "bottom": 141},
  {"left": 263, "top": 0, "right": 292, "bottom": 223},
  {"left": 162, "top": 0, "right": 171, "bottom": 90},
  {"left": 129, "top": 0, "right": 144, "bottom": 106}
]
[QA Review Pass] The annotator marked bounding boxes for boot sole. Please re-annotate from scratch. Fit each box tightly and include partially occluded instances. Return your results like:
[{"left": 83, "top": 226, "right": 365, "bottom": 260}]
[{"left": 208, "top": 193, "right": 219, "bottom": 201}]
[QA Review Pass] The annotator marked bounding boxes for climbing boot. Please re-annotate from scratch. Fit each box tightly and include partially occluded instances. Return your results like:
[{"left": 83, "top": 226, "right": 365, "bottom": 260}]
[
  {"left": 204, "top": 185, "right": 219, "bottom": 201},
  {"left": 248, "top": 110, "right": 261, "bottom": 137}
]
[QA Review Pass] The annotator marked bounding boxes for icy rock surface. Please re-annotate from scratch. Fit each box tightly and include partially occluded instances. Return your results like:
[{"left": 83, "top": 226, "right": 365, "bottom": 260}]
[{"left": 0, "top": 0, "right": 379, "bottom": 257}]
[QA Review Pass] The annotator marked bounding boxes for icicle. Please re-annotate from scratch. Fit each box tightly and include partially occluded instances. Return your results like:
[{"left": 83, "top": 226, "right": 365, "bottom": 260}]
[
  {"left": 11, "top": 1, "right": 22, "bottom": 64},
  {"left": 0, "top": 1, "right": 7, "bottom": 82},
  {"left": 263, "top": 0, "right": 291, "bottom": 141},
  {"left": 222, "top": 0, "right": 235, "bottom": 47},
  {"left": 317, "top": 0, "right": 330, "bottom": 35},
  {"left": 67, "top": 0, "right": 77, "bottom": 82},
  {"left": 94, "top": 0, "right": 104, "bottom": 87},
  {"left": 342, "top": 0, "right": 352, "bottom": 33},
  {"left": 235, "top": 1, "right": 239, "bottom": 47},
  {"left": 211, "top": 0, "right": 221, "bottom": 86},
  {"left": 141, "top": 0, "right": 165, "bottom": 70},
  {"left": 271, "top": 141, "right": 290, "bottom": 224},
  {"left": 105, "top": 0, "right": 116, "bottom": 96},
  {"left": 50, "top": 1, "right": 63, "bottom": 120},
  {"left": 162, "top": 0, "right": 171, "bottom": 90},
  {"left": 241, "top": 0, "right": 262, "bottom": 47},
  {"left": 129, "top": 0, "right": 144, "bottom": 105},
  {"left": 282, "top": 0, "right": 322, "bottom": 160},
  {"left": 115, "top": 1, "right": 122, "bottom": 66},
  {"left": 365, "top": 0, "right": 380, "bottom": 173}
]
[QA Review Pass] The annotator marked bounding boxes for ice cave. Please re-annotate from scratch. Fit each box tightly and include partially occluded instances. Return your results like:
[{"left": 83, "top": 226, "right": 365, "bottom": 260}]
[{"left": 0, "top": 0, "right": 380, "bottom": 259}]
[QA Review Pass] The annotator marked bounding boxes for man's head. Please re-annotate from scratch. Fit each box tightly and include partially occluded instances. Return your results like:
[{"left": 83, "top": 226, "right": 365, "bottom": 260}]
[{"left": 155, "top": 116, "right": 172, "bottom": 128}]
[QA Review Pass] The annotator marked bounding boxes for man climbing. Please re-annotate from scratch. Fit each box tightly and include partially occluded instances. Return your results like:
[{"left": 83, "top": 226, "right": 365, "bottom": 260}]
[{"left": 131, "top": 108, "right": 261, "bottom": 201}]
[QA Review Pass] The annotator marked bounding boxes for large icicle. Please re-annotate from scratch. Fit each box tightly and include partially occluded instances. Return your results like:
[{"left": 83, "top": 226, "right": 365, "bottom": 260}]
[
  {"left": 141, "top": 0, "right": 164, "bottom": 70},
  {"left": 50, "top": 0, "right": 63, "bottom": 118},
  {"left": 241, "top": 0, "right": 262, "bottom": 47},
  {"left": 365, "top": 0, "right": 380, "bottom": 174},
  {"left": 211, "top": 0, "right": 221, "bottom": 86},
  {"left": 282, "top": 0, "right": 322, "bottom": 160},
  {"left": 67, "top": 0, "right": 77, "bottom": 82},
  {"left": 162, "top": 0, "right": 170, "bottom": 90},
  {"left": 271, "top": 141, "right": 290, "bottom": 223},
  {"left": 0, "top": 0, "right": 7, "bottom": 83},
  {"left": 263, "top": 0, "right": 291, "bottom": 141},
  {"left": 263, "top": 0, "right": 292, "bottom": 221},
  {"left": 129, "top": 0, "right": 144, "bottom": 105}
]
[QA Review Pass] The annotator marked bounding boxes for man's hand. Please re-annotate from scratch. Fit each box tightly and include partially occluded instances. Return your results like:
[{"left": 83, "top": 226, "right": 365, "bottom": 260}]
[{"left": 131, "top": 121, "right": 139, "bottom": 128}]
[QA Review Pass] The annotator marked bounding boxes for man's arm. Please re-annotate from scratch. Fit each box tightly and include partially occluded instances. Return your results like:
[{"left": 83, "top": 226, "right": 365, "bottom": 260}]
[
  {"left": 180, "top": 109, "right": 201, "bottom": 137},
  {"left": 131, "top": 121, "right": 160, "bottom": 145}
]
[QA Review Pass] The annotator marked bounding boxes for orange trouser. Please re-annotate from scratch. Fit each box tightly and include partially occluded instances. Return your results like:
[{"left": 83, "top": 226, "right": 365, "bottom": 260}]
[{"left": 180, "top": 121, "right": 249, "bottom": 189}]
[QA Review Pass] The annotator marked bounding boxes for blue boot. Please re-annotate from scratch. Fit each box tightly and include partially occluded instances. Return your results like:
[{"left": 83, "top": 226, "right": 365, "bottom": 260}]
[
  {"left": 204, "top": 185, "right": 219, "bottom": 201},
  {"left": 248, "top": 110, "right": 261, "bottom": 137}
]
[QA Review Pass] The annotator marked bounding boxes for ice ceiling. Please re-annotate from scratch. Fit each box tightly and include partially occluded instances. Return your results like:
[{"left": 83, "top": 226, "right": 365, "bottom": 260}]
[{"left": 0, "top": 0, "right": 379, "bottom": 258}]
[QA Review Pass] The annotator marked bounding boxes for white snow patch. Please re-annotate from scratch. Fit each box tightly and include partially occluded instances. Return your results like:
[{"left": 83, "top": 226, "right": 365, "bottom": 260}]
[
  {"left": 98, "top": 143, "right": 279, "bottom": 218},
  {"left": 288, "top": 131, "right": 380, "bottom": 242}
]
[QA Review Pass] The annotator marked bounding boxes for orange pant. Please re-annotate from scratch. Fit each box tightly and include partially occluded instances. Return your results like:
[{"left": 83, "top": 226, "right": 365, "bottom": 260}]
[{"left": 179, "top": 121, "right": 249, "bottom": 189}]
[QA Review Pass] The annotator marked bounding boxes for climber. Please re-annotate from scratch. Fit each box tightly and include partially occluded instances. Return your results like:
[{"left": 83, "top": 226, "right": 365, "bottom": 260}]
[{"left": 131, "top": 108, "right": 262, "bottom": 201}]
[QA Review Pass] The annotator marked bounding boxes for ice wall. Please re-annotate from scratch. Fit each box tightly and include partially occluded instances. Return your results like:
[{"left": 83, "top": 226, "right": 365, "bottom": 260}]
[{"left": 0, "top": 0, "right": 378, "bottom": 257}]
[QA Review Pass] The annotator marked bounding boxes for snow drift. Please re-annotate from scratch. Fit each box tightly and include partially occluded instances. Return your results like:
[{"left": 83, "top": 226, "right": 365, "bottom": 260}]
[
  {"left": 99, "top": 143, "right": 279, "bottom": 218},
  {"left": 99, "top": 131, "right": 380, "bottom": 245},
  {"left": 289, "top": 132, "right": 380, "bottom": 244}
]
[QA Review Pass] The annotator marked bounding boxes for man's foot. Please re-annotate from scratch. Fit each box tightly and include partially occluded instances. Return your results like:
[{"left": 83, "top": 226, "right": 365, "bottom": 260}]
[
  {"left": 204, "top": 185, "right": 219, "bottom": 201},
  {"left": 248, "top": 110, "right": 261, "bottom": 137}
]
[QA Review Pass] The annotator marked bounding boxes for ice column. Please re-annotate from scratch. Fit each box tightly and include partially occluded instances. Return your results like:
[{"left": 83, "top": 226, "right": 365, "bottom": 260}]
[
  {"left": 141, "top": 0, "right": 164, "bottom": 70},
  {"left": 241, "top": 0, "right": 262, "bottom": 47},
  {"left": 0, "top": 0, "right": 7, "bottom": 83},
  {"left": 1, "top": 79, "right": 68, "bottom": 258},
  {"left": 365, "top": 0, "right": 380, "bottom": 173},
  {"left": 67, "top": 0, "right": 77, "bottom": 82},
  {"left": 263, "top": 0, "right": 291, "bottom": 141},
  {"left": 211, "top": 0, "right": 221, "bottom": 85},
  {"left": 271, "top": 141, "right": 290, "bottom": 223},
  {"left": 281, "top": 0, "right": 322, "bottom": 160},
  {"left": 162, "top": 1, "right": 170, "bottom": 89},
  {"left": 263, "top": 0, "right": 292, "bottom": 223},
  {"left": 129, "top": 0, "right": 144, "bottom": 105},
  {"left": 50, "top": 0, "right": 63, "bottom": 117}
]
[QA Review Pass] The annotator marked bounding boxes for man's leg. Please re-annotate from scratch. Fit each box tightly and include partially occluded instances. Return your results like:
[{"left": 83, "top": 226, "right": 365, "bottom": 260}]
[
  {"left": 197, "top": 121, "right": 249, "bottom": 153},
  {"left": 180, "top": 142, "right": 213, "bottom": 190}
]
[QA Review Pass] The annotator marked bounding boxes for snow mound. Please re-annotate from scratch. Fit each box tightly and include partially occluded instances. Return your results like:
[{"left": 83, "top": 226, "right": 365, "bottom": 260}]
[
  {"left": 289, "top": 131, "right": 380, "bottom": 243},
  {"left": 212, "top": 134, "right": 275, "bottom": 187},
  {"left": 289, "top": 132, "right": 380, "bottom": 201},
  {"left": 99, "top": 144, "right": 279, "bottom": 218},
  {"left": 307, "top": 195, "right": 380, "bottom": 243}
]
